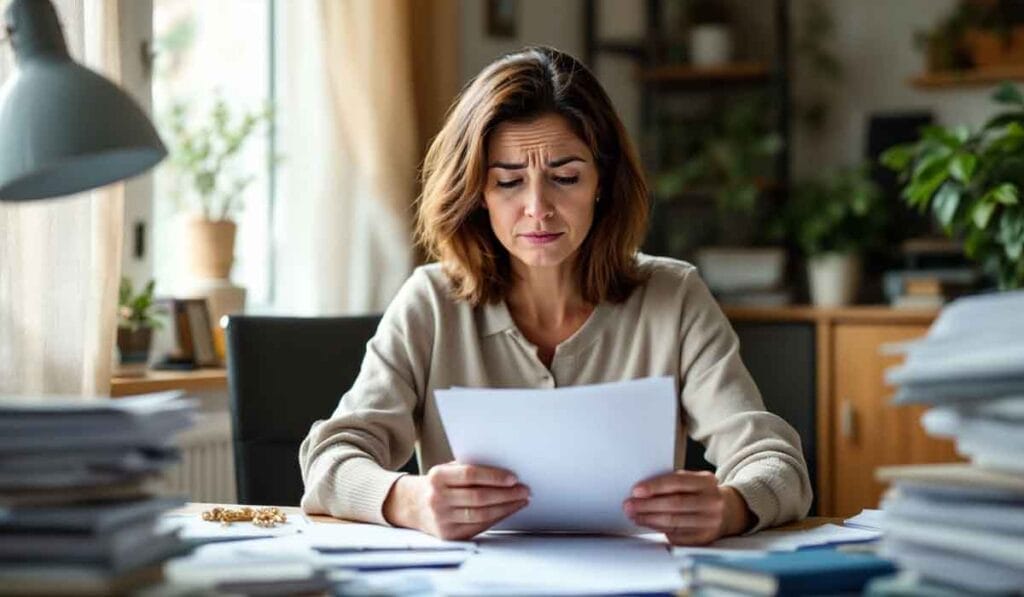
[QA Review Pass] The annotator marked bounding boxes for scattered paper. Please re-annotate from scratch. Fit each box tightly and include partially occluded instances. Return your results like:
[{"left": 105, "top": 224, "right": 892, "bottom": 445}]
[
  {"left": 302, "top": 521, "right": 474, "bottom": 551},
  {"left": 316, "top": 549, "right": 471, "bottom": 570},
  {"left": 844, "top": 509, "right": 886, "bottom": 531},
  {"left": 671, "top": 523, "right": 881, "bottom": 555},
  {"left": 444, "top": 534, "right": 686, "bottom": 595},
  {"left": 435, "top": 377, "right": 677, "bottom": 533}
]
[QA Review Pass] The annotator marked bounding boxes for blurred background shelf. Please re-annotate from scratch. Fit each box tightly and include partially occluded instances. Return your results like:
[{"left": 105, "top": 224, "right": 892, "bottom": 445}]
[{"left": 911, "top": 66, "right": 1024, "bottom": 88}]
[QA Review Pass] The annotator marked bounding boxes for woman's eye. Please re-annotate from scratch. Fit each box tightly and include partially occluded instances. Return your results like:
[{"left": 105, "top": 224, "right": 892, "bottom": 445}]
[
  {"left": 496, "top": 179, "right": 521, "bottom": 188},
  {"left": 553, "top": 175, "right": 579, "bottom": 185}
]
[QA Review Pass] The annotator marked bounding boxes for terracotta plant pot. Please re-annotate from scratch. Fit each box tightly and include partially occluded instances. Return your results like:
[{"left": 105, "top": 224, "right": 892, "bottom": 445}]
[
  {"left": 186, "top": 218, "right": 236, "bottom": 280},
  {"left": 963, "top": 26, "right": 1024, "bottom": 68}
]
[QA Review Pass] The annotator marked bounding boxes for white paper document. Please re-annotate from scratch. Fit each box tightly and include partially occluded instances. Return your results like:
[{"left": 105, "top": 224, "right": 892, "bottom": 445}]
[
  {"left": 302, "top": 521, "right": 475, "bottom": 551},
  {"left": 443, "top": 535, "right": 686, "bottom": 595},
  {"left": 435, "top": 376, "right": 677, "bottom": 533}
]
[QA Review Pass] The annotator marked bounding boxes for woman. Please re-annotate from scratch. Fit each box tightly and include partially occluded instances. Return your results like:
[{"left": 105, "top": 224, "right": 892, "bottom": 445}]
[{"left": 300, "top": 46, "right": 811, "bottom": 545}]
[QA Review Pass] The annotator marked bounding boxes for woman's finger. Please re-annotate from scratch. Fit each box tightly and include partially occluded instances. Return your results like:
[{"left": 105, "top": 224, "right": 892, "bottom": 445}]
[
  {"left": 448, "top": 498, "right": 529, "bottom": 525},
  {"left": 631, "top": 512, "right": 717, "bottom": 533},
  {"left": 631, "top": 470, "right": 717, "bottom": 498},
  {"left": 446, "top": 485, "right": 530, "bottom": 507},
  {"left": 435, "top": 463, "right": 519, "bottom": 488},
  {"left": 624, "top": 493, "right": 709, "bottom": 515}
]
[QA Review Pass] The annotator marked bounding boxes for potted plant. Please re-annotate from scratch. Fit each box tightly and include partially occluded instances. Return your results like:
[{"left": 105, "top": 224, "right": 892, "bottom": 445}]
[
  {"left": 654, "top": 95, "right": 786, "bottom": 298},
  {"left": 781, "top": 166, "right": 887, "bottom": 307},
  {"left": 116, "top": 278, "right": 164, "bottom": 376},
  {"left": 163, "top": 96, "right": 272, "bottom": 280},
  {"left": 881, "top": 82, "right": 1024, "bottom": 290}
]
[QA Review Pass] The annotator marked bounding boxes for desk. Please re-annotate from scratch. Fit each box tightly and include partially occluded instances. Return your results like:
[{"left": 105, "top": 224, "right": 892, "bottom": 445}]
[
  {"left": 173, "top": 502, "right": 841, "bottom": 531},
  {"left": 110, "top": 367, "right": 228, "bottom": 397}
]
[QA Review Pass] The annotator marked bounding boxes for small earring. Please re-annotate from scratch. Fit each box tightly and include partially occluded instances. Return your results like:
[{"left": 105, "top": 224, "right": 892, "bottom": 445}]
[{"left": 595, "top": 195, "right": 601, "bottom": 203}]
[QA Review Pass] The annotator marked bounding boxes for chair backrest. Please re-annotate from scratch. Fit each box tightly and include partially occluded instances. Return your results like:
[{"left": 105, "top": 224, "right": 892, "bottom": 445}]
[{"left": 225, "top": 314, "right": 388, "bottom": 505}]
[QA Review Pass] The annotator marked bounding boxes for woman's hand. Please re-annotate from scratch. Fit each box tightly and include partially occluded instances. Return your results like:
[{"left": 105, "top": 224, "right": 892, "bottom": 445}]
[
  {"left": 624, "top": 470, "right": 753, "bottom": 546},
  {"left": 384, "top": 462, "right": 530, "bottom": 540}
]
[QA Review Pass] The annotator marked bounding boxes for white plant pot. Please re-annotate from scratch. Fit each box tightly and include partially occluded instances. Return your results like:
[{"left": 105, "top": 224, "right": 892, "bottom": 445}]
[
  {"left": 690, "top": 25, "right": 733, "bottom": 66},
  {"left": 808, "top": 253, "right": 861, "bottom": 307},
  {"left": 696, "top": 246, "right": 786, "bottom": 294}
]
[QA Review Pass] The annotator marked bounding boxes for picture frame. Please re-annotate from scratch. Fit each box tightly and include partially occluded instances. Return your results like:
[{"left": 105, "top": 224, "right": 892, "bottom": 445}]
[{"left": 487, "top": 0, "right": 518, "bottom": 39}]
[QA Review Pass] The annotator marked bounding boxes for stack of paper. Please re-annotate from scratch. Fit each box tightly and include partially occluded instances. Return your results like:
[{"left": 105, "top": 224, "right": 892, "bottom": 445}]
[
  {"left": 0, "top": 391, "right": 196, "bottom": 594},
  {"left": 879, "top": 290, "right": 1024, "bottom": 593}
]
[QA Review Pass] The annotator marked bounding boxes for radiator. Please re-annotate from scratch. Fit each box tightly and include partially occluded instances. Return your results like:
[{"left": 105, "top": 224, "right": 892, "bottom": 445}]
[{"left": 163, "top": 410, "right": 237, "bottom": 503}]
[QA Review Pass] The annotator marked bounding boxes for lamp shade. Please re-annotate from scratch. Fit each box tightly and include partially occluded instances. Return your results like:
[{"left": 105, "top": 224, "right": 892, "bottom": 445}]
[{"left": 0, "top": 0, "right": 166, "bottom": 201}]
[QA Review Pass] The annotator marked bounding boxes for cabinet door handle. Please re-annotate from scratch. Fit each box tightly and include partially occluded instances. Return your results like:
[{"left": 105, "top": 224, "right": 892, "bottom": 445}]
[{"left": 841, "top": 400, "right": 857, "bottom": 441}]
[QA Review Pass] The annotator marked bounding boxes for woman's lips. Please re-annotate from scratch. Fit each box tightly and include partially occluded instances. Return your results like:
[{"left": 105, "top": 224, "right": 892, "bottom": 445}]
[{"left": 519, "top": 232, "right": 564, "bottom": 245}]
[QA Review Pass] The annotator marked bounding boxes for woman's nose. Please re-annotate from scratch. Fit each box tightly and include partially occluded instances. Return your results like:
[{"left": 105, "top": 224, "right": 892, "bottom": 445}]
[{"left": 523, "top": 189, "right": 554, "bottom": 220}]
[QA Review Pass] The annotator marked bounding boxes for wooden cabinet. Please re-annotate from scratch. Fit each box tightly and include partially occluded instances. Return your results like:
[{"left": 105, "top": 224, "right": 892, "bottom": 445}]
[
  {"left": 830, "top": 322, "right": 961, "bottom": 517},
  {"left": 725, "top": 307, "right": 963, "bottom": 518}
]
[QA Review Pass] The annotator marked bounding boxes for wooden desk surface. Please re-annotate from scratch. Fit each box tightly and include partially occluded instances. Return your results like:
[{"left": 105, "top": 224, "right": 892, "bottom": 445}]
[
  {"left": 110, "top": 368, "right": 228, "bottom": 397},
  {"left": 173, "top": 502, "right": 841, "bottom": 532}
]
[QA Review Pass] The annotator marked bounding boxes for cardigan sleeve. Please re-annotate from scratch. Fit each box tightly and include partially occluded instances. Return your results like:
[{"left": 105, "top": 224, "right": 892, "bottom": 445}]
[
  {"left": 677, "top": 269, "right": 813, "bottom": 532},
  {"left": 298, "top": 268, "right": 436, "bottom": 525}
]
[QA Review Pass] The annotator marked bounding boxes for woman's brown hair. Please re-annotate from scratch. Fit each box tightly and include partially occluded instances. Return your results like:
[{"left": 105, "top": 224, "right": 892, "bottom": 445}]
[{"left": 416, "top": 46, "right": 649, "bottom": 306}]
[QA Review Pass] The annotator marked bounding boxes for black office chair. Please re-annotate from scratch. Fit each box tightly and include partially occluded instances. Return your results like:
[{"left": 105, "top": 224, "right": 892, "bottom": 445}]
[{"left": 225, "top": 314, "right": 418, "bottom": 506}]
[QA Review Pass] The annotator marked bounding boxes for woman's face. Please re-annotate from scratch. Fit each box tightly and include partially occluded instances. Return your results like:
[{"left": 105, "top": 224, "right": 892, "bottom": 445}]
[{"left": 482, "top": 113, "right": 600, "bottom": 272}]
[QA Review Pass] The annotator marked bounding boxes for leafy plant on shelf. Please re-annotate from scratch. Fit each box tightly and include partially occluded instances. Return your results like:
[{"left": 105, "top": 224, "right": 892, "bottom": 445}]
[
  {"left": 118, "top": 278, "right": 165, "bottom": 332},
  {"left": 163, "top": 96, "right": 273, "bottom": 221},
  {"left": 780, "top": 165, "right": 888, "bottom": 258},
  {"left": 881, "top": 82, "right": 1024, "bottom": 290},
  {"left": 655, "top": 95, "right": 783, "bottom": 217}
]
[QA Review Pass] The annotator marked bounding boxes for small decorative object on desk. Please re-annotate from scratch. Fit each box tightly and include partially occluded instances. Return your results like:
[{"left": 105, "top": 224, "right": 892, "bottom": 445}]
[
  {"left": 116, "top": 277, "right": 165, "bottom": 377},
  {"left": 201, "top": 506, "right": 287, "bottom": 528}
]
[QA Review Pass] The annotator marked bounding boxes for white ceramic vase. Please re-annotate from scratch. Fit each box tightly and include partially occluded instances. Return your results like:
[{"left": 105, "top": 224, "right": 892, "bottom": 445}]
[
  {"left": 690, "top": 24, "right": 732, "bottom": 66},
  {"left": 808, "top": 253, "right": 861, "bottom": 307}
]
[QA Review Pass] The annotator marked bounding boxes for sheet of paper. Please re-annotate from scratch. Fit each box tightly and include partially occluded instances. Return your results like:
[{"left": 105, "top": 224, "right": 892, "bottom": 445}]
[
  {"left": 302, "top": 521, "right": 474, "bottom": 551},
  {"left": 158, "top": 511, "right": 311, "bottom": 541},
  {"left": 672, "top": 523, "right": 881, "bottom": 555},
  {"left": 316, "top": 549, "right": 471, "bottom": 570},
  {"left": 844, "top": 508, "right": 886, "bottom": 531},
  {"left": 442, "top": 535, "right": 686, "bottom": 595},
  {"left": 435, "top": 376, "right": 677, "bottom": 533}
]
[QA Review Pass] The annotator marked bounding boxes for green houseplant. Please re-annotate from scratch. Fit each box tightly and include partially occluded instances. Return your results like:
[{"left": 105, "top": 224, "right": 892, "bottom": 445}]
[
  {"left": 163, "top": 97, "right": 272, "bottom": 280},
  {"left": 116, "top": 278, "right": 164, "bottom": 375},
  {"left": 781, "top": 165, "right": 887, "bottom": 306},
  {"left": 881, "top": 82, "right": 1024, "bottom": 290}
]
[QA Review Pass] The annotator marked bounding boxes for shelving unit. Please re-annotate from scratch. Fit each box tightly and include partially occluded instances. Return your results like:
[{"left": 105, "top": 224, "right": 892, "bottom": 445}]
[
  {"left": 910, "top": 65, "right": 1024, "bottom": 89},
  {"left": 583, "top": 0, "right": 792, "bottom": 256}
]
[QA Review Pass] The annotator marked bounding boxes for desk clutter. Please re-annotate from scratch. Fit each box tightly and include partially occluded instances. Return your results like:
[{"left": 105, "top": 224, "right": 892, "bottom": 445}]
[
  {"left": 0, "top": 391, "right": 197, "bottom": 595},
  {"left": 875, "top": 289, "right": 1024, "bottom": 594},
  {"left": 148, "top": 512, "right": 889, "bottom": 595}
]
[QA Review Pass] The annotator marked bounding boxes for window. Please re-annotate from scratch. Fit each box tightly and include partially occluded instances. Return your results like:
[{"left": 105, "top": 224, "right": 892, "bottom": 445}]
[{"left": 151, "top": 0, "right": 274, "bottom": 306}]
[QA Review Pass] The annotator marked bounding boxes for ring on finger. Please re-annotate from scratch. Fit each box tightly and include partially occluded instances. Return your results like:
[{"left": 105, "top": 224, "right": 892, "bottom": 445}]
[{"left": 463, "top": 507, "right": 471, "bottom": 523}]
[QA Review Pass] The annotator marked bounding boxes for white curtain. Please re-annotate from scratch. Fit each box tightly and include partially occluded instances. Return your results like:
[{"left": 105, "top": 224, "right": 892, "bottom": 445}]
[
  {"left": 272, "top": 0, "right": 418, "bottom": 315},
  {"left": 0, "top": 0, "right": 125, "bottom": 397}
]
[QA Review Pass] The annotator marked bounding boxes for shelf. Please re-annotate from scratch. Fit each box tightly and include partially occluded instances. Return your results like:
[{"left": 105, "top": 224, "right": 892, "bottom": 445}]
[
  {"left": 640, "top": 62, "right": 772, "bottom": 86},
  {"left": 910, "top": 66, "right": 1024, "bottom": 89},
  {"left": 111, "top": 367, "right": 228, "bottom": 398}
]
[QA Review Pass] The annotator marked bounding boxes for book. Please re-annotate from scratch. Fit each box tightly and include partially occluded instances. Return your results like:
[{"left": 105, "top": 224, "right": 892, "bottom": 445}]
[
  {"left": 693, "top": 549, "right": 897, "bottom": 596},
  {"left": 150, "top": 298, "right": 219, "bottom": 367}
]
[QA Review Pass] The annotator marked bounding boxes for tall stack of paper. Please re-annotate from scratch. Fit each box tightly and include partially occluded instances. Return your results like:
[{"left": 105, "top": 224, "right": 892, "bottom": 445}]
[
  {"left": 878, "top": 290, "right": 1024, "bottom": 593},
  {"left": 0, "top": 391, "right": 196, "bottom": 595}
]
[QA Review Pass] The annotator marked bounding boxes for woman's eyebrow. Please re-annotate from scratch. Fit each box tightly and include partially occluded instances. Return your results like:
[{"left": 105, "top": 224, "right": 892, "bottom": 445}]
[{"left": 488, "top": 155, "right": 587, "bottom": 169}]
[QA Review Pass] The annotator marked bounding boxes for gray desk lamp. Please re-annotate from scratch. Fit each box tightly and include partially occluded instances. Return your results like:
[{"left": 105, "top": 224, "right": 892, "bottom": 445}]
[{"left": 0, "top": 0, "right": 166, "bottom": 201}]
